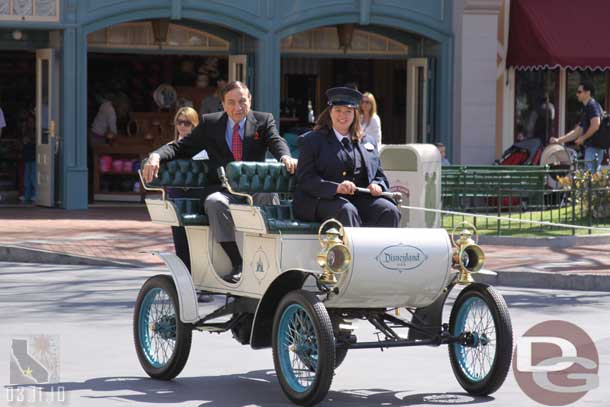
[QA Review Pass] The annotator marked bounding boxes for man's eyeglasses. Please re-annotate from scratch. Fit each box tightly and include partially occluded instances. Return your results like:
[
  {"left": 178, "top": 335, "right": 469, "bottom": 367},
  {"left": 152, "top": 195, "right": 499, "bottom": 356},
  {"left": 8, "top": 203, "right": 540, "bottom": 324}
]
[
  {"left": 176, "top": 120, "right": 193, "bottom": 127},
  {"left": 576, "top": 90, "right": 584, "bottom": 94}
]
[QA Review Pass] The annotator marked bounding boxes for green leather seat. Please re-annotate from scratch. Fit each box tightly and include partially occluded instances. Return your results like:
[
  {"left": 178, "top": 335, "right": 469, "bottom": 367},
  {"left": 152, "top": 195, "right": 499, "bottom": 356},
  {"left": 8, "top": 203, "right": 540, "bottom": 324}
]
[
  {"left": 226, "top": 162, "right": 320, "bottom": 234},
  {"left": 261, "top": 204, "right": 320, "bottom": 233},
  {"left": 172, "top": 198, "right": 209, "bottom": 226},
  {"left": 145, "top": 159, "right": 210, "bottom": 226},
  {"left": 148, "top": 159, "right": 208, "bottom": 188},
  {"left": 148, "top": 160, "right": 319, "bottom": 232}
]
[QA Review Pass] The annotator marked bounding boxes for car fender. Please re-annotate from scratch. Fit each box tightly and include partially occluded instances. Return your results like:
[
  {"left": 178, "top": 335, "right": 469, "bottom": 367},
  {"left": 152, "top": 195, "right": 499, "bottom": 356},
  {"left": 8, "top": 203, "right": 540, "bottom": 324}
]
[
  {"left": 249, "top": 269, "right": 312, "bottom": 349},
  {"left": 407, "top": 282, "right": 457, "bottom": 340},
  {"left": 155, "top": 252, "right": 199, "bottom": 324}
]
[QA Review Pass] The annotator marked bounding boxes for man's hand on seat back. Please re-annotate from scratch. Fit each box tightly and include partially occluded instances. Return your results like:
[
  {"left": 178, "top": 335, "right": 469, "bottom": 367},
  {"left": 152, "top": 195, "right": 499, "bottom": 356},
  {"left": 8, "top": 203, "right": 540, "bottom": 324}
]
[
  {"left": 143, "top": 153, "right": 161, "bottom": 183},
  {"left": 281, "top": 155, "right": 297, "bottom": 174}
]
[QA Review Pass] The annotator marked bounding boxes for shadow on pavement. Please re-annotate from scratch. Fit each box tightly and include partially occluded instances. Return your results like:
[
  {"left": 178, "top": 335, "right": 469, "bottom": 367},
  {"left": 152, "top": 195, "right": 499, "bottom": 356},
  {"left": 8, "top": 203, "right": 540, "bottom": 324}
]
[
  {"left": 6, "top": 370, "right": 494, "bottom": 406},
  {"left": 501, "top": 288, "right": 610, "bottom": 309}
]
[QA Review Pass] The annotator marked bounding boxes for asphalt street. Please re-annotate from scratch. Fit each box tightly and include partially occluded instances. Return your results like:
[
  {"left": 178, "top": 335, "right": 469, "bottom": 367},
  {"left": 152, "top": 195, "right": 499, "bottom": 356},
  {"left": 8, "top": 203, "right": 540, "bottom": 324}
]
[{"left": 1, "top": 262, "right": 609, "bottom": 407}]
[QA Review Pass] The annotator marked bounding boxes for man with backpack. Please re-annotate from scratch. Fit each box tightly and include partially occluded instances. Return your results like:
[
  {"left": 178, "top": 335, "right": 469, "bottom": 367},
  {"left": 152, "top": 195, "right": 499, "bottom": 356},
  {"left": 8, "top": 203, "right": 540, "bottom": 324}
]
[{"left": 550, "top": 81, "right": 605, "bottom": 173}]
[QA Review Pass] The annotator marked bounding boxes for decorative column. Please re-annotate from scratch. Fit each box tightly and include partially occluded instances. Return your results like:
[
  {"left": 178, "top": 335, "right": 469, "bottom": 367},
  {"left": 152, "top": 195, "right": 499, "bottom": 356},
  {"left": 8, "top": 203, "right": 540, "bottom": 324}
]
[
  {"left": 255, "top": 32, "right": 281, "bottom": 123},
  {"left": 456, "top": 0, "right": 503, "bottom": 164},
  {"left": 61, "top": 25, "right": 88, "bottom": 209}
]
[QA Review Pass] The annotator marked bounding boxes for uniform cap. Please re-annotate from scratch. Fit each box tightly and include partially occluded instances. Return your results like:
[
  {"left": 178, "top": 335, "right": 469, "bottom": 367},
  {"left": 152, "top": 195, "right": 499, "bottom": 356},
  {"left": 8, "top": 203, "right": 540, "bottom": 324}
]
[{"left": 325, "top": 87, "right": 362, "bottom": 108}]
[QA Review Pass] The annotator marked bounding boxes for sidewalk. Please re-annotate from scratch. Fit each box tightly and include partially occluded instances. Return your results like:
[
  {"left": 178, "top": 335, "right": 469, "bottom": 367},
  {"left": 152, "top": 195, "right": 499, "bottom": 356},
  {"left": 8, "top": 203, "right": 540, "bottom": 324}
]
[
  {"left": 0, "top": 205, "right": 172, "bottom": 267},
  {"left": 1, "top": 205, "right": 609, "bottom": 291}
]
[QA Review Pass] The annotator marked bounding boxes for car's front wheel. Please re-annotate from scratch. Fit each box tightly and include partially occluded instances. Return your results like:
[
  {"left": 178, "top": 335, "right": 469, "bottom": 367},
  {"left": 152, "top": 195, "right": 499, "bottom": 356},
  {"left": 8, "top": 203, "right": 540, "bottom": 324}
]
[
  {"left": 448, "top": 283, "right": 513, "bottom": 395},
  {"left": 272, "top": 290, "right": 335, "bottom": 406},
  {"left": 133, "top": 275, "right": 192, "bottom": 380}
]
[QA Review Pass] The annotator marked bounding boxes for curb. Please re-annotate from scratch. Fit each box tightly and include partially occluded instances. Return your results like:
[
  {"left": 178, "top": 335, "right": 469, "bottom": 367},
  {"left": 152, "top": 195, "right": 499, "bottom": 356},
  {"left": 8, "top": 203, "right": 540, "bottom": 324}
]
[
  {"left": 2, "top": 244, "right": 609, "bottom": 292},
  {"left": 479, "top": 234, "right": 610, "bottom": 248},
  {"left": 475, "top": 270, "right": 610, "bottom": 292},
  {"left": 0, "top": 245, "right": 138, "bottom": 268}
]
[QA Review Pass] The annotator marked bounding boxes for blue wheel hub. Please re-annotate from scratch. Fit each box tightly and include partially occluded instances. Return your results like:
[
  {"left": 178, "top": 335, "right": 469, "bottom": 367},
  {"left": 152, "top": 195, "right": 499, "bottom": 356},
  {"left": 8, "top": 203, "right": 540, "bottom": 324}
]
[{"left": 154, "top": 316, "right": 177, "bottom": 340}]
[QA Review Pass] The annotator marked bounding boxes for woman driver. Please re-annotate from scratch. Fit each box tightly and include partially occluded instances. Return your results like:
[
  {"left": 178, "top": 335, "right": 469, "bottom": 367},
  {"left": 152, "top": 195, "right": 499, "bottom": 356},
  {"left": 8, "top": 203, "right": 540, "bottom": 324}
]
[{"left": 293, "top": 87, "right": 400, "bottom": 227}]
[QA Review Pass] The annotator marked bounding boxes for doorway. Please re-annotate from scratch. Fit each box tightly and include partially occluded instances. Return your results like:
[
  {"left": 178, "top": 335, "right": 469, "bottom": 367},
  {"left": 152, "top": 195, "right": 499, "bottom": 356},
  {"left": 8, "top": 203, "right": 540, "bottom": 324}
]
[
  {"left": 280, "top": 57, "right": 408, "bottom": 144},
  {"left": 0, "top": 51, "right": 36, "bottom": 205},
  {"left": 279, "top": 25, "right": 437, "bottom": 147},
  {"left": 86, "top": 20, "right": 237, "bottom": 202}
]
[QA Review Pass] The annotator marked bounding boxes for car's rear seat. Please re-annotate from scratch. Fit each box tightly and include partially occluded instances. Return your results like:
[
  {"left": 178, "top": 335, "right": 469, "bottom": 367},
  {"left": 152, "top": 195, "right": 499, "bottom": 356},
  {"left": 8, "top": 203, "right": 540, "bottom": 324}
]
[{"left": 146, "top": 159, "right": 320, "bottom": 233}]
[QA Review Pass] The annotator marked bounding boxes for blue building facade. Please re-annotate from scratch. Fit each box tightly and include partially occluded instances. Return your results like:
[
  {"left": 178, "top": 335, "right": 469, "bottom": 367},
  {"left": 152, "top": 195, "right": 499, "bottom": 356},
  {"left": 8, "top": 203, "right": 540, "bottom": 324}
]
[{"left": 0, "top": 0, "right": 453, "bottom": 209}]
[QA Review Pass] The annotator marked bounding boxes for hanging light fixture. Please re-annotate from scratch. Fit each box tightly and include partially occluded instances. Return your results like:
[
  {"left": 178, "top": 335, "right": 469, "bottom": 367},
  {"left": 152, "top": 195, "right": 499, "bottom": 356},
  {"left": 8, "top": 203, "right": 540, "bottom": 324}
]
[
  {"left": 151, "top": 18, "right": 170, "bottom": 45},
  {"left": 337, "top": 24, "right": 355, "bottom": 53},
  {"left": 12, "top": 30, "right": 24, "bottom": 41}
]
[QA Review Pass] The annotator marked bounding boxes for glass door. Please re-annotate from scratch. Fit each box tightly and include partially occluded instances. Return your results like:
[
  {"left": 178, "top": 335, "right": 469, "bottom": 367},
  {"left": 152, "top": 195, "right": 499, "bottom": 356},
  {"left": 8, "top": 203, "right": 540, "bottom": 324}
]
[
  {"left": 35, "top": 49, "right": 57, "bottom": 207},
  {"left": 406, "top": 58, "right": 429, "bottom": 144},
  {"left": 229, "top": 55, "right": 248, "bottom": 85}
]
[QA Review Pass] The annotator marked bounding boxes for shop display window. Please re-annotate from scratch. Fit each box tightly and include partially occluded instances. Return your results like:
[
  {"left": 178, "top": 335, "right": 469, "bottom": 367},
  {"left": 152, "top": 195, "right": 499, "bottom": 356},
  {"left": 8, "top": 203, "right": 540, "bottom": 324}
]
[
  {"left": 87, "top": 53, "right": 227, "bottom": 202},
  {"left": 514, "top": 69, "right": 558, "bottom": 144}
]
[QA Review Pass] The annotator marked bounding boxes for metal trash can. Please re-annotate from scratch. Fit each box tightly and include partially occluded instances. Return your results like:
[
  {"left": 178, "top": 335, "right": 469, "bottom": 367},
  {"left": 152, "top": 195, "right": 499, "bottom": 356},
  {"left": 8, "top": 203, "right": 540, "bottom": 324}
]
[{"left": 379, "top": 144, "right": 441, "bottom": 228}]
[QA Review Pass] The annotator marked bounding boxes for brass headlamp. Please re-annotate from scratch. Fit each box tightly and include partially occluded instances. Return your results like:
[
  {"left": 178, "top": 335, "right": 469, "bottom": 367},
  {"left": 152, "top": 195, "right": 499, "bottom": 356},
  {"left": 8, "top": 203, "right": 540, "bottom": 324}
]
[
  {"left": 451, "top": 223, "right": 485, "bottom": 284},
  {"left": 316, "top": 219, "right": 351, "bottom": 285}
]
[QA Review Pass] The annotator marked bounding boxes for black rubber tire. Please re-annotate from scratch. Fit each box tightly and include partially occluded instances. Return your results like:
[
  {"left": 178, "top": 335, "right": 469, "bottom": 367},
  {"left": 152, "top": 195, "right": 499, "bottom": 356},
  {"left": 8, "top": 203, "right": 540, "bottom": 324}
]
[
  {"left": 272, "top": 290, "right": 335, "bottom": 406},
  {"left": 448, "top": 283, "right": 513, "bottom": 395},
  {"left": 331, "top": 317, "right": 350, "bottom": 369},
  {"left": 334, "top": 347, "right": 348, "bottom": 369},
  {"left": 133, "top": 275, "right": 192, "bottom": 380}
]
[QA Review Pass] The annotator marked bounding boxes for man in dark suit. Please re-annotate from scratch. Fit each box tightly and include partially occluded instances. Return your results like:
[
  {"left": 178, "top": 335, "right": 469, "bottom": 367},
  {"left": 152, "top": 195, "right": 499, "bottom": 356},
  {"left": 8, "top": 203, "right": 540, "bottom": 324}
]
[
  {"left": 143, "top": 81, "right": 297, "bottom": 283},
  {"left": 293, "top": 87, "right": 400, "bottom": 227}
]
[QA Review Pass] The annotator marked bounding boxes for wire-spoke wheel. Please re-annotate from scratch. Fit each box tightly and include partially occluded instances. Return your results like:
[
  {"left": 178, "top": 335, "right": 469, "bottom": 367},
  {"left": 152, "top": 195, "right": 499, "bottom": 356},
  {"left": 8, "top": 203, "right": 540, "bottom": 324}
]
[
  {"left": 449, "top": 283, "right": 512, "bottom": 395},
  {"left": 272, "top": 290, "right": 335, "bottom": 406},
  {"left": 133, "top": 275, "right": 192, "bottom": 380}
]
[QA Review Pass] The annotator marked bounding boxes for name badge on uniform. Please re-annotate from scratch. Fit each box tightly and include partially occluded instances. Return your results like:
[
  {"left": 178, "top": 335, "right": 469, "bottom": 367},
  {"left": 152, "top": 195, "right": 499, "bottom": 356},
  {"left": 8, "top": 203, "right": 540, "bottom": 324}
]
[{"left": 363, "top": 142, "right": 375, "bottom": 151}]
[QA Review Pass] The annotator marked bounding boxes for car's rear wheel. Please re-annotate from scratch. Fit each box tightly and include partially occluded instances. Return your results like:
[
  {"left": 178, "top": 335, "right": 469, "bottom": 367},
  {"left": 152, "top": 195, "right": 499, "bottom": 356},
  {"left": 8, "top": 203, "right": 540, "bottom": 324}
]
[
  {"left": 272, "top": 290, "right": 335, "bottom": 406},
  {"left": 133, "top": 275, "right": 192, "bottom": 380}
]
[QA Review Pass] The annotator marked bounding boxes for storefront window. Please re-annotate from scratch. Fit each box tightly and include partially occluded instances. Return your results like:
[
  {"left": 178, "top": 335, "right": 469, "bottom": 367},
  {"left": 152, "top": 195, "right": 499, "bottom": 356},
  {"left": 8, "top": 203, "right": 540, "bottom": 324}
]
[
  {"left": 0, "top": 0, "right": 58, "bottom": 20},
  {"left": 565, "top": 70, "right": 608, "bottom": 132},
  {"left": 514, "top": 69, "right": 558, "bottom": 144}
]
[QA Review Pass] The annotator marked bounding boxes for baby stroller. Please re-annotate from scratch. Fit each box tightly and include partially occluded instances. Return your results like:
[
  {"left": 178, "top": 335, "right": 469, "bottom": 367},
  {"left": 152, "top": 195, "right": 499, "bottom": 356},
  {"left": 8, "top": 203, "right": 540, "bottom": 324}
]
[
  {"left": 540, "top": 144, "right": 577, "bottom": 190},
  {"left": 496, "top": 138, "right": 543, "bottom": 166}
]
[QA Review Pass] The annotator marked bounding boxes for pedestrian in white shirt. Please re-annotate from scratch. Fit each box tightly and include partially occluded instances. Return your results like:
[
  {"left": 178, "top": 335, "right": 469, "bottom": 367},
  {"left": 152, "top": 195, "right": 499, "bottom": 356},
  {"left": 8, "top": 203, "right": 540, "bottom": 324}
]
[
  {"left": 90, "top": 93, "right": 117, "bottom": 144},
  {"left": 359, "top": 92, "right": 382, "bottom": 147}
]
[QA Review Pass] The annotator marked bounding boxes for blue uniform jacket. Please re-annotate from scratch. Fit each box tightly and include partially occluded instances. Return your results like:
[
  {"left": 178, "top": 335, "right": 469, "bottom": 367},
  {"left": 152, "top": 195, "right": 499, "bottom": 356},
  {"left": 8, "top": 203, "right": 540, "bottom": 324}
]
[{"left": 293, "top": 128, "right": 390, "bottom": 221}]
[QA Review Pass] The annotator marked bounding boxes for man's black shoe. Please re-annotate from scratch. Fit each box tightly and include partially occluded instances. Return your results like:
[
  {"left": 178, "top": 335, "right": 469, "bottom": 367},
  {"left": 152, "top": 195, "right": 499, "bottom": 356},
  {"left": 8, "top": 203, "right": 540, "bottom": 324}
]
[{"left": 224, "top": 264, "right": 242, "bottom": 284}]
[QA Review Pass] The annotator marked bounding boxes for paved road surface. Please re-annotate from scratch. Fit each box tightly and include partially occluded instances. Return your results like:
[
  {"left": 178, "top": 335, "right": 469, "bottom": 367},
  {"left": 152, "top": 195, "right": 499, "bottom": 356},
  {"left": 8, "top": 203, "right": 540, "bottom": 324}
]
[{"left": 1, "top": 262, "right": 608, "bottom": 406}]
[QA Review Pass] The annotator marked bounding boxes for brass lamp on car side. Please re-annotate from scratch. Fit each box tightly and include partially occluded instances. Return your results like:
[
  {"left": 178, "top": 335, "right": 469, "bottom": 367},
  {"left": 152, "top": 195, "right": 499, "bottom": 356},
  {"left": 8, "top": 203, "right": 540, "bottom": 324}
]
[
  {"left": 452, "top": 224, "right": 485, "bottom": 285},
  {"left": 317, "top": 219, "right": 352, "bottom": 285}
]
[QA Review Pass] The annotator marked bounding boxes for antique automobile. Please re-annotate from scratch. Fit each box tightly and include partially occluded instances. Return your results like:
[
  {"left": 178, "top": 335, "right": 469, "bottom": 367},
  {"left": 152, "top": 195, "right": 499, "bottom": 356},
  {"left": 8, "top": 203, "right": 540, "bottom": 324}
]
[{"left": 133, "top": 159, "right": 513, "bottom": 406}]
